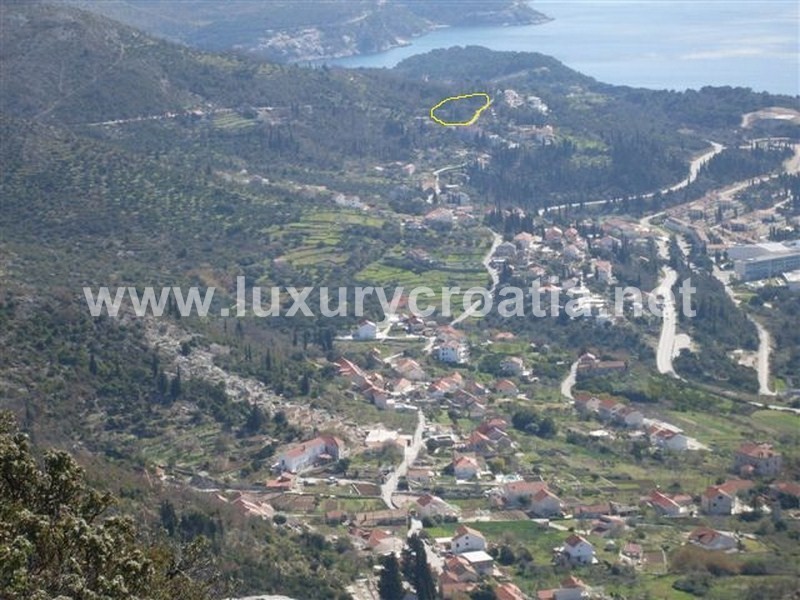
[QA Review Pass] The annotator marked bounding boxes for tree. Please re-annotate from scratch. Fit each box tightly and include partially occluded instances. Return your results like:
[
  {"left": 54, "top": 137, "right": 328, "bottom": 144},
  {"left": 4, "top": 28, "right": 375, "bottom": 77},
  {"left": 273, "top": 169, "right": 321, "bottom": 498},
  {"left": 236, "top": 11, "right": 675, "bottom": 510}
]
[
  {"left": 377, "top": 553, "right": 404, "bottom": 600},
  {"left": 497, "top": 544, "right": 516, "bottom": 566},
  {"left": 408, "top": 535, "right": 436, "bottom": 600},
  {"left": 243, "top": 404, "right": 266, "bottom": 435},
  {"left": 170, "top": 367, "right": 182, "bottom": 400},
  {"left": 160, "top": 499, "right": 178, "bottom": 536},
  {"left": 536, "top": 416, "right": 557, "bottom": 439},
  {"left": 0, "top": 412, "right": 222, "bottom": 599}
]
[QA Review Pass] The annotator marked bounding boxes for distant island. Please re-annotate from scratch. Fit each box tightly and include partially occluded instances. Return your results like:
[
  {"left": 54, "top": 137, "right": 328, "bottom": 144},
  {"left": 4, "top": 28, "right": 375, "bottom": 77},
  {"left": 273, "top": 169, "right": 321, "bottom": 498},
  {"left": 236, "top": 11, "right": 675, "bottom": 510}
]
[{"left": 68, "top": 0, "right": 550, "bottom": 62}]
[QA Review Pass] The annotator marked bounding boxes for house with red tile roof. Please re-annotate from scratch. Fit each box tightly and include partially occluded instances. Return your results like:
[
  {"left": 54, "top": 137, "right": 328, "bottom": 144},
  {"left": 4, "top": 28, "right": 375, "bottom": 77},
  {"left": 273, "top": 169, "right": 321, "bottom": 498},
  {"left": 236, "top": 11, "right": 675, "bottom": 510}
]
[
  {"left": 477, "top": 418, "right": 509, "bottom": 434},
  {"left": 452, "top": 525, "right": 487, "bottom": 554},
  {"left": 647, "top": 425, "right": 689, "bottom": 451},
  {"left": 560, "top": 534, "right": 595, "bottom": 565},
  {"left": 429, "top": 372, "right": 464, "bottom": 397},
  {"left": 494, "top": 379, "right": 520, "bottom": 396},
  {"left": 278, "top": 435, "right": 346, "bottom": 473},
  {"left": 501, "top": 480, "right": 548, "bottom": 506},
  {"left": 441, "top": 555, "right": 478, "bottom": 583},
  {"left": 701, "top": 479, "right": 754, "bottom": 515},
  {"left": 465, "top": 430, "right": 493, "bottom": 454},
  {"left": 770, "top": 480, "right": 800, "bottom": 503},
  {"left": 392, "top": 356, "right": 427, "bottom": 381},
  {"left": 734, "top": 442, "right": 782, "bottom": 477},
  {"left": 496, "top": 582, "right": 527, "bottom": 600},
  {"left": 452, "top": 454, "right": 481, "bottom": 480},
  {"left": 537, "top": 575, "right": 590, "bottom": 600},
  {"left": 406, "top": 467, "right": 435, "bottom": 485},
  {"left": 646, "top": 489, "right": 693, "bottom": 517},
  {"left": 530, "top": 487, "right": 564, "bottom": 518},
  {"left": 687, "top": 527, "right": 737, "bottom": 551},
  {"left": 499, "top": 481, "right": 562, "bottom": 516},
  {"left": 621, "top": 542, "right": 643, "bottom": 563},
  {"left": 413, "top": 493, "right": 460, "bottom": 519}
]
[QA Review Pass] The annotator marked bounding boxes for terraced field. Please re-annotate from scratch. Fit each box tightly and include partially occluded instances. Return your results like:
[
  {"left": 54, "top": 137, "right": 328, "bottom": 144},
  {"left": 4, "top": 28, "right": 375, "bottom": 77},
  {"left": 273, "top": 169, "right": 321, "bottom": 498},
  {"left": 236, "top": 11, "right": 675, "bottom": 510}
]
[
  {"left": 355, "top": 228, "right": 494, "bottom": 310},
  {"left": 267, "top": 208, "right": 385, "bottom": 277},
  {"left": 212, "top": 111, "right": 257, "bottom": 130}
]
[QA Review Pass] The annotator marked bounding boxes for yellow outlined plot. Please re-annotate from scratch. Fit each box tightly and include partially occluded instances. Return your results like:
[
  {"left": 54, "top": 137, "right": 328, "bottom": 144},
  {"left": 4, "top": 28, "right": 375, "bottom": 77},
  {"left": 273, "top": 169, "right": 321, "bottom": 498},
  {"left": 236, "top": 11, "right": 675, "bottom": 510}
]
[{"left": 429, "top": 92, "right": 492, "bottom": 127}]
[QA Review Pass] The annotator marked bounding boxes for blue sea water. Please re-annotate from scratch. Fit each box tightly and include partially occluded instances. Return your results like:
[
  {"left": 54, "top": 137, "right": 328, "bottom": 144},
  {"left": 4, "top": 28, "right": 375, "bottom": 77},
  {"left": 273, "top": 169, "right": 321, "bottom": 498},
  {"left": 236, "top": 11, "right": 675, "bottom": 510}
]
[{"left": 324, "top": 1, "right": 799, "bottom": 95}]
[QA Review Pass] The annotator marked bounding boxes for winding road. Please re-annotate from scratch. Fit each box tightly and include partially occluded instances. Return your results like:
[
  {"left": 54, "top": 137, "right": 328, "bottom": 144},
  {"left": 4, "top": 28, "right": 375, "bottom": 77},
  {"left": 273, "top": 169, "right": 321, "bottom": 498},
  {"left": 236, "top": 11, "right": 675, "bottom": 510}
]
[
  {"left": 559, "top": 141, "right": 724, "bottom": 396},
  {"left": 653, "top": 266, "right": 680, "bottom": 377},
  {"left": 541, "top": 141, "right": 725, "bottom": 216},
  {"left": 705, "top": 144, "right": 800, "bottom": 395},
  {"left": 560, "top": 359, "right": 579, "bottom": 400}
]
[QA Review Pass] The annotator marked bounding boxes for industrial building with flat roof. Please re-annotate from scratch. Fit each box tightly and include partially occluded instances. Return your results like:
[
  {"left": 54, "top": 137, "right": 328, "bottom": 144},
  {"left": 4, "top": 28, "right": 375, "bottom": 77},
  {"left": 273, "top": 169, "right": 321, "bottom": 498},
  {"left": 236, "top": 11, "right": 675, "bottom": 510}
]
[{"left": 730, "top": 240, "right": 800, "bottom": 281}]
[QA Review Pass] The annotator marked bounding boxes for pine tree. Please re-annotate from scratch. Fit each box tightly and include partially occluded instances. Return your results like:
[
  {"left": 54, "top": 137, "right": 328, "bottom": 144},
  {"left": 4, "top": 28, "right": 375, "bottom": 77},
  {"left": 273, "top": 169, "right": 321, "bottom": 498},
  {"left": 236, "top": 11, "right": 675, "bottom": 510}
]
[
  {"left": 377, "top": 553, "right": 404, "bottom": 600},
  {"left": 170, "top": 367, "right": 182, "bottom": 400},
  {"left": 160, "top": 500, "right": 178, "bottom": 536},
  {"left": 300, "top": 373, "right": 311, "bottom": 396},
  {"left": 408, "top": 535, "right": 436, "bottom": 600}
]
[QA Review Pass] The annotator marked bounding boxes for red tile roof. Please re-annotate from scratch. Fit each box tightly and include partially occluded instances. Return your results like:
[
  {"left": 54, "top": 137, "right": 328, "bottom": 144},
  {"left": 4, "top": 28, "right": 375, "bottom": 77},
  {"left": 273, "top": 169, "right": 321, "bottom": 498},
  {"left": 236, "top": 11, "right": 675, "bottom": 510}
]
[{"left": 737, "top": 442, "right": 780, "bottom": 459}]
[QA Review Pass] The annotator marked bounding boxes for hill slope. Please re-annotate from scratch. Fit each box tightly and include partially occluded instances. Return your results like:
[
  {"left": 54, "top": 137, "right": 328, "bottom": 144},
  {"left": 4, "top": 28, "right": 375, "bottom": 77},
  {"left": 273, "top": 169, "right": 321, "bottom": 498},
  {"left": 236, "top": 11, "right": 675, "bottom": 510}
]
[{"left": 67, "top": 0, "right": 549, "bottom": 61}]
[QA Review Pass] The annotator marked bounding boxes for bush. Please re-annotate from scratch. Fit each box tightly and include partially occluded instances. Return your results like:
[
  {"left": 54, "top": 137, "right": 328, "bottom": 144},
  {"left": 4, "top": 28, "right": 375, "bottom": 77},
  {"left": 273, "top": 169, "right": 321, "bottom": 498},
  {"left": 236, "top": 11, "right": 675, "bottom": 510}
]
[
  {"left": 673, "top": 572, "right": 712, "bottom": 596},
  {"left": 670, "top": 546, "right": 739, "bottom": 576}
]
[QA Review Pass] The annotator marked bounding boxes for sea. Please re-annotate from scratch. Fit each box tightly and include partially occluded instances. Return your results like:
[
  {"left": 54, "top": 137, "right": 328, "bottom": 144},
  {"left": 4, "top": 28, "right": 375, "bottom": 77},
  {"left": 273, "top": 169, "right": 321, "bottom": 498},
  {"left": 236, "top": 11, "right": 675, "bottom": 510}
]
[{"left": 322, "top": 0, "right": 799, "bottom": 96}]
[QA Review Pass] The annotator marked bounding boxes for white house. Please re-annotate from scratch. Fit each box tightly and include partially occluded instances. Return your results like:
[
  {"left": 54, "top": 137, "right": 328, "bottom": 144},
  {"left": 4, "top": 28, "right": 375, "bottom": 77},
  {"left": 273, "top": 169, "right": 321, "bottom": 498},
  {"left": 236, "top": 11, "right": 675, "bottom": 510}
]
[
  {"left": 648, "top": 426, "right": 689, "bottom": 451},
  {"left": 413, "top": 494, "right": 460, "bottom": 519},
  {"left": 701, "top": 479, "right": 753, "bottom": 515},
  {"left": 530, "top": 488, "right": 564, "bottom": 518},
  {"left": 278, "top": 436, "right": 346, "bottom": 473},
  {"left": 500, "top": 356, "right": 525, "bottom": 376},
  {"left": 554, "top": 576, "right": 591, "bottom": 600},
  {"left": 734, "top": 442, "right": 782, "bottom": 477},
  {"left": 436, "top": 341, "right": 469, "bottom": 364},
  {"left": 594, "top": 260, "right": 613, "bottom": 284},
  {"left": 561, "top": 534, "right": 595, "bottom": 565},
  {"left": 452, "top": 455, "right": 480, "bottom": 480},
  {"left": 647, "top": 490, "right": 691, "bottom": 517},
  {"left": 501, "top": 480, "right": 550, "bottom": 507},
  {"left": 688, "top": 527, "right": 737, "bottom": 551},
  {"left": 615, "top": 405, "right": 644, "bottom": 428},
  {"left": 406, "top": 467, "right": 435, "bottom": 485},
  {"left": 355, "top": 320, "right": 378, "bottom": 340},
  {"left": 452, "top": 525, "right": 486, "bottom": 554}
]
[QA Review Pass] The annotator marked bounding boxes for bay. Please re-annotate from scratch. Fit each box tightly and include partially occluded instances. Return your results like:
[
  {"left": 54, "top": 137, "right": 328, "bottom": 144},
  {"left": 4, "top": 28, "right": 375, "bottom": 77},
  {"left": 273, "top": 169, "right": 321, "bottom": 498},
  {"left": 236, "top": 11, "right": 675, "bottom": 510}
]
[{"left": 321, "top": 1, "right": 799, "bottom": 95}]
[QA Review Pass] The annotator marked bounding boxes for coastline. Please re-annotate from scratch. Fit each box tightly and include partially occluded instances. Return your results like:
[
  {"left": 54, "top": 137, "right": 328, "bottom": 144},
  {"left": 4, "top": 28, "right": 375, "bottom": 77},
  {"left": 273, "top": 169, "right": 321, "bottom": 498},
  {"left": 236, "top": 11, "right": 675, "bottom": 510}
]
[{"left": 294, "top": 14, "right": 551, "bottom": 65}]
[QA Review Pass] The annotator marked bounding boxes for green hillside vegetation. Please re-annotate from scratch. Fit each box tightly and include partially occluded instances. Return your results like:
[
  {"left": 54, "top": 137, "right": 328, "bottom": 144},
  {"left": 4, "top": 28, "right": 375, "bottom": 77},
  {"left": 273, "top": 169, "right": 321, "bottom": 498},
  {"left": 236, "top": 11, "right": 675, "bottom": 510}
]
[
  {"left": 68, "top": 0, "right": 548, "bottom": 61},
  {"left": 2, "top": 2, "right": 799, "bottom": 596}
]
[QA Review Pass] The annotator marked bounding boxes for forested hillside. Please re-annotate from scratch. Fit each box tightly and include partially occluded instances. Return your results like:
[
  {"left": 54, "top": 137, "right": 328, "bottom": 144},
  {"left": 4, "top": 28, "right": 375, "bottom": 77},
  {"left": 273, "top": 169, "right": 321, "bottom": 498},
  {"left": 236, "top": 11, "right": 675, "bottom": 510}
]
[
  {"left": 67, "top": 0, "right": 548, "bottom": 61},
  {"left": 2, "top": 2, "right": 798, "bottom": 596}
]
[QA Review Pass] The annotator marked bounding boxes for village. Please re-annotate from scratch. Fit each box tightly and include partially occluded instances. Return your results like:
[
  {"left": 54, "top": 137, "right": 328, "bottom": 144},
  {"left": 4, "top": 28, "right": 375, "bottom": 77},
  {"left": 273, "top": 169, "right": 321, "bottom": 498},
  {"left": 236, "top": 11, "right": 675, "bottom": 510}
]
[{"left": 205, "top": 140, "right": 800, "bottom": 598}]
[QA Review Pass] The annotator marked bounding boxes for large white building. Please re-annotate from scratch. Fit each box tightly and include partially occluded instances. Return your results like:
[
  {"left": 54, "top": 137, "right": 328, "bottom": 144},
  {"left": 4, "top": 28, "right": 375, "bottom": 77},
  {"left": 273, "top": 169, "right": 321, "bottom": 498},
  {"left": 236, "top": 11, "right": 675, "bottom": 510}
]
[
  {"left": 730, "top": 240, "right": 800, "bottom": 281},
  {"left": 435, "top": 341, "right": 469, "bottom": 364},
  {"left": 278, "top": 436, "right": 346, "bottom": 473}
]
